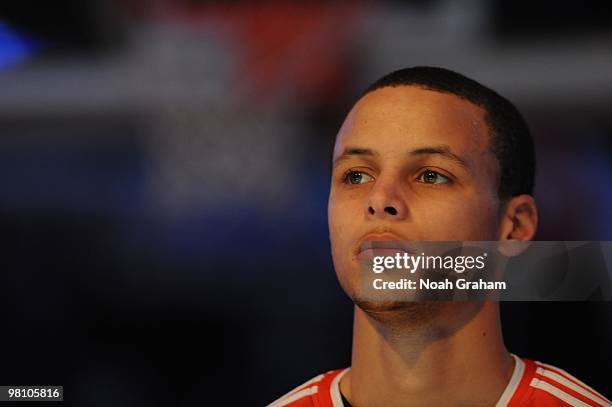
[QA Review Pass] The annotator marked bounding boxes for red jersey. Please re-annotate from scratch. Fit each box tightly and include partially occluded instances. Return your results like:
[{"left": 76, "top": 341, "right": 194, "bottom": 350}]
[{"left": 268, "top": 355, "right": 611, "bottom": 406}]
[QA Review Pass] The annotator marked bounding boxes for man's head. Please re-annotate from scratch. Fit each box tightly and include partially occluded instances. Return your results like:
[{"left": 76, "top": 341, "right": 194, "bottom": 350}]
[{"left": 327, "top": 67, "right": 538, "bottom": 322}]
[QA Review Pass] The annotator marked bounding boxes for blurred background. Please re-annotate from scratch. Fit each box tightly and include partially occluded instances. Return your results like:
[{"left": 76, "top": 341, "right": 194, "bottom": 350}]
[{"left": 0, "top": 0, "right": 611, "bottom": 405}]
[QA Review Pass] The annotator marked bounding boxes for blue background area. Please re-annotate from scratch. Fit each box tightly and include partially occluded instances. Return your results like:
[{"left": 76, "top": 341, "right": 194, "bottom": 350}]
[{"left": 1, "top": 2, "right": 611, "bottom": 405}]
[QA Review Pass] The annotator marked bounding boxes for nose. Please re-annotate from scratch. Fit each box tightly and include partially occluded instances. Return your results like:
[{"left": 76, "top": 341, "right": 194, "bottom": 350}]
[{"left": 366, "top": 176, "right": 408, "bottom": 220}]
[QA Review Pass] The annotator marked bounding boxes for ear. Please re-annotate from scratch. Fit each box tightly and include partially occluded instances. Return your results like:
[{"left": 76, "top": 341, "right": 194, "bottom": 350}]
[{"left": 498, "top": 194, "right": 538, "bottom": 241}]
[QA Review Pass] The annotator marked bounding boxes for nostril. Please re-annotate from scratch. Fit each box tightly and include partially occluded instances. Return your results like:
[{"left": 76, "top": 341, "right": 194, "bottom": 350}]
[
  {"left": 368, "top": 206, "right": 375, "bottom": 215},
  {"left": 385, "top": 206, "right": 398, "bottom": 215}
]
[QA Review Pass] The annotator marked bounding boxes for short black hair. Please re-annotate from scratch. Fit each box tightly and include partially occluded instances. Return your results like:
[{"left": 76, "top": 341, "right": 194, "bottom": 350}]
[{"left": 358, "top": 66, "right": 535, "bottom": 200}]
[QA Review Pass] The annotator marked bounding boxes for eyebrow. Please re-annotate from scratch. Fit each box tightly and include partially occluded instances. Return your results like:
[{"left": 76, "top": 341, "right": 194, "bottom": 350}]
[
  {"left": 332, "top": 147, "right": 378, "bottom": 169},
  {"left": 332, "top": 145, "right": 470, "bottom": 170},
  {"left": 410, "top": 145, "right": 471, "bottom": 169}
]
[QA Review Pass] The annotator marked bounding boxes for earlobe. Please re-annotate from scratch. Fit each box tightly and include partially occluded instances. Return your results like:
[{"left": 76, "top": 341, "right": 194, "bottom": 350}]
[{"left": 499, "top": 195, "right": 538, "bottom": 241}]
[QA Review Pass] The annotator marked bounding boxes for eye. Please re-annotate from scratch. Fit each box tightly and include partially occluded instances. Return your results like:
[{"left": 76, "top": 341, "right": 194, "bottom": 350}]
[
  {"left": 344, "top": 170, "right": 374, "bottom": 185},
  {"left": 417, "top": 169, "right": 451, "bottom": 185}
]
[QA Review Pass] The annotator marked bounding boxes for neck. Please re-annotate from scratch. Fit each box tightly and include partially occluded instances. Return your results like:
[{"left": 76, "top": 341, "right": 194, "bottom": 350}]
[{"left": 341, "top": 301, "right": 514, "bottom": 407}]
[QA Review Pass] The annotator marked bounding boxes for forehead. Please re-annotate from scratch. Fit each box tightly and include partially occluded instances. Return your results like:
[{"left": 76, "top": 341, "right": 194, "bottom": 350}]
[{"left": 334, "top": 85, "right": 491, "bottom": 161}]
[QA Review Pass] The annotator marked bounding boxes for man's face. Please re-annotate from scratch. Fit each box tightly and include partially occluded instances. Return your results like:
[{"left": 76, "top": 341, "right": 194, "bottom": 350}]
[{"left": 328, "top": 85, "right": 502, "bottom": 307}]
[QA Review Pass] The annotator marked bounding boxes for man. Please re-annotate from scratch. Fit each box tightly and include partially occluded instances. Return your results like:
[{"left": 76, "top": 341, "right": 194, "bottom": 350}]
[{"left": 268, "top": 67, "right": 611, "bottom": 407}]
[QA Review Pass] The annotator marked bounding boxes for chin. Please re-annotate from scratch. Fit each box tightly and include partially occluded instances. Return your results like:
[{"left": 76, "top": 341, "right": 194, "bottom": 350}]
[
  {"left": 353, "top": 298, "right": 445, "bottom": 327},
  {"left": 352, "top": 297, "right": 486, "bottom": 340}
]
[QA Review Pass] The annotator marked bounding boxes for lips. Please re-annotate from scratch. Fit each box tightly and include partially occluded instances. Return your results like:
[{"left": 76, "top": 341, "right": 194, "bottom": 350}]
[
  {"left": 358, "top": 247, "right": 413, "bottom": 263},
  {"left": 357, "top": 232, "right": 409, "bottom": 252},
  {"left": 356, "top": 232, "right": 415, "bottom": 262}
]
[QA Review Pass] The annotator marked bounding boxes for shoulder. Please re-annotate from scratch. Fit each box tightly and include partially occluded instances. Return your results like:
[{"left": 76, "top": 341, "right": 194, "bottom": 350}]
[
  {"left": 267, "top": 368, "right": 349, "bottom": 407},
  {"left": 509, "top": 357, "right": 611, "bottom": 407}
]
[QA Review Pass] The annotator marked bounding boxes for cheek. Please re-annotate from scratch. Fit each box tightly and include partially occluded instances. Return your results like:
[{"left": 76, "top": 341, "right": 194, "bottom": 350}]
[
  {"left": 328, "top": 191, "right": 364, "bottom": 256},
  {"left": 415, "top": 197, "right": 499, "bottom": 240},
  {"left": 328, "top": 189, "right": 362, "bottom": 230}
]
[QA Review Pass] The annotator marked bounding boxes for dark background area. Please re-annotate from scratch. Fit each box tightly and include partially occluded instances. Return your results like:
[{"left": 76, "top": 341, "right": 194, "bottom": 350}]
[{"left": 0, "top": 1, "right": 611, "bottom": 405}]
